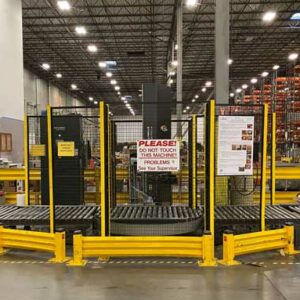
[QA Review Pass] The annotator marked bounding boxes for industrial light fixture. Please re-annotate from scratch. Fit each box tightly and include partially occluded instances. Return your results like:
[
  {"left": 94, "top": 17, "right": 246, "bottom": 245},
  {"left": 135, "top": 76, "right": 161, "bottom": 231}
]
[
  {"left": 290, "top": 13, "right": 300, "bottom": 20},
  {"left": 171, "top": 60, "right": 178, "bottom": 67},
  {"left": 192, "top": 99, "right": 196, "bottom": 103},
  {"left": 121, "top": 96, "right": 126, "bottom": 101},
  {"left": 273, "top": 65, "right": 280, "bottom": 70},
  {"left": 87, "top": 45, "right": 97, "bottom": 52},
  {"left": 89, "top": 97, "right": 93, "bottom": 101},
  {"left": 186, "top": 0, "right": 198, "bottom": 7},
  {"left": 110, "top": 79, "right": 117, "bottom": 85},
  {"left": 250, "top": 78, "right": 258, "bottom": 84},
  {"left": 288, "top": 53, "right": 298, "bottom": 61},
  {"left": 227, "top": 58, "right": 233, "bottom": 65},
  {"left": 42, "top": 63, "right": 50, "bottom": 70},
  {"left": 195, "top": 94, "right": 199, "bottom": 99},
  {"left": 169, "top": 71, "right": 176, "bottom": 76},
  {"left": 71, "top": 84, "right": 77, "bottom": 90},
  {"left": 124, "top": 100, "right": 128, "bottom": 104},
  {"left": 183, "top": 109, "right": 187, "bottom": 113},
  {"left": 230, "top": 93, "right": 235, "bottom": 97},
  {"left": 205, "top": 81, "right": 212, "bottom": 87},
  {"left": 99, "top": 62, "right": 107, "bottom": 68},
  {"left": 106, "top": 72, "right": 112, "bottom": 78},
  {"left": 175, "top": 44, "right": 178, "bottom": 50},
  {"left": 242, "top": 84, "right": 248, "bottom": 89},
  {"left": 262, "top": 11, "right": 277, "bottom": 23},
  {"left": 261, "top": 71, "right": 269, "bottom": 77},
  {"left": 201, "top": 87, "right": 207, "bottom": 92},
  {"left": 126, "top": 103, "right": 130, "bottom": 108},
  {"left": 115, "top": 86, "right": 120, "bottom": 91},
  {"left": 57, "top": 1, "right": 71, "bottom": 11},
  {"left": 169, "top": 79, "right": 174, "bottom": 84},
  {"left": 94, "top": 101, "right": 98, "bottom": 105},
  {"left": 56, "top": 73, "right": 62, "bottom": 78},
  {"left": 186, "top": 106, "right": 190, "bottom": 110},
  {"left": 75, "top": 26, "right": 87, "bottom": 35},
  {"left": 117, "top": 91, "right": 121, "bottom": 95},
  {"left": 236, "top": 88, "right": 242, "bottom": 93}
]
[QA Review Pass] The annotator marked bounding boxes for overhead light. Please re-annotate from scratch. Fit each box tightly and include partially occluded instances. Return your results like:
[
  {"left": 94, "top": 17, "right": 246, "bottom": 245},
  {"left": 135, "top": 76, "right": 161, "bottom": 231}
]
[
  {"left": 201, "top": 87, "right": 207, "bottom": 92},
  {"left": 273, "top": 65, "right": 280, "bottom": 70},
  {"left": 227, "top": 58, "right": 233, "bottom": 65},
  {"left": 126, "top": 103, "right": 130, "bottom": 108},
  {"left": 117, "top": 91, "right": 121, "bottom": 95},
  {"left": 290, "top": 13, "right": 300, "bottom": 20},
  {"left": 242, "top": 84, "right": 248, "bottom": 89},
  {"left": 261, "top": 71, "right": 269, "bottom": 77},
  {"left": 169, "top": 71, "right": 176, "bottom": 76},
  {"left": 115, "top": 86, "right": 120, "bottom": 91},
  {"left": 250, "top": 78, "right": 258, "bottom": 84},
  {"left": 75, "top": 26, "right": 87, "bottom": 35},
  {"left": 89, "top": 97, "right": 94, "bottom": 101},
  {"left": 55, "top": 73, "right": 62, "bottom": 78},
  {"left": 99, "top": 62, "right": 107, "bottom": 68},
  {"left": 262, "top": 11, "right": 277, "bottom": 23},
  {"left": 121, "top": 96, "right": 126, "bottom": 101},
  {"left": 42, "top": 63, "right": 50, "bottom": 70},
  {"left": 183, "top": 110, "right": 187, "bottom": 113},
  {"left": 230, "top": 93, "right": 235, "bottom": 97},
  {"left": 169, "top": 79, "right": 174, "bottom": 84},
  {"left": 186, "top": 106, "right": 190, "bottom": 110},
  {"left": 71, "top": 84, "right": 77, "bottom": 90},
  {"left": 124, "top": 100, "right": 128, "bottom": 104},
  {"left": 288, "top": 53, "right": 298, "bottom": 61},
  {"left": 192, "top": 99, "right": 196, "bottom": 103},
  {"left": 57, "top": 1, "right": 71, "bottom": 11},
  {"left": 87, "top": 45, "right": 97, "bottom": 52},
  {"left": 205, "top": 81, "right": 212, "bottom": 87},
  {"left": 175, "top": 44, "right": 178, "bottom": 50},
  {"left": 236, "top": 88, "right": 242, "bottom": 93},
  {"left": 106, "top": 72, "right": 112, "bottom": 78},
  {"left": 110, "top": 79, "right": 117, "bottom": 85},
  {"left": 186, "top": 0, "right": 197, "bottom": 7},
  {"left": 171, "top": 60, "right": 178, "bottom": 67},
  {"left": 94, "top": 101, "right": 98, "bottom": 105},
  {"left": 195, "top": 94, "right": 199, "bottom": 99}
]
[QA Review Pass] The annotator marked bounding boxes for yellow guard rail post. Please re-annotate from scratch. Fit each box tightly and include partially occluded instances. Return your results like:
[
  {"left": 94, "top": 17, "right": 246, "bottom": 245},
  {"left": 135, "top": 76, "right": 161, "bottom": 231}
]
[{"left": 23, "top": 114, "right": 29, "bottom": 205}]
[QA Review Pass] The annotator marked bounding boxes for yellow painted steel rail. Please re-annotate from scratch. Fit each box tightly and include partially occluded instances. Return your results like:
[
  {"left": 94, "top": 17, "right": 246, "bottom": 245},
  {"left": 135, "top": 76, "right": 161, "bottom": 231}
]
[
  {"left": 68, "top": 234, "right": 216, "bottom": 267},
  {"left": 220, "top": 224, "right": 299, "bottom": 266},
  {"left": 0, "top": 225, "right": 67, "bottom": 263}
]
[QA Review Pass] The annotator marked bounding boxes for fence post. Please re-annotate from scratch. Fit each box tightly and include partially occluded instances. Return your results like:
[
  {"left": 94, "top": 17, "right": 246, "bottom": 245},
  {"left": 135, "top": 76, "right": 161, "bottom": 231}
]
[
  {"left": 68, "top": 231, "right": 87, "bottom": 266},
  {"left": 284, "top": 223, "right": 300, "bottom": 255},
  {"left": 0, "top": 224, "right": 6, "bottom": 255},
  {"left": 49, "top": 228, "right": 68, "bottom": 263},
  {"left": 199, "top": 231, "right": 217, "bottom": 267},
  {"left": 219, "top": 230, "right": 240, "bottom": 266}
]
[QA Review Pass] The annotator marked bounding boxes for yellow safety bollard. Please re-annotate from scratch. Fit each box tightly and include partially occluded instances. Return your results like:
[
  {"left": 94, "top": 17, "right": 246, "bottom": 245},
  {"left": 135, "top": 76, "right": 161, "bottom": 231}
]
[
  {"left": 68, "top": 230, "right": 87, "bottom": 267},
  {"left": 199, "top": 231, "right": 217, "bottom": 267},
  {"left": 219, "top": 230, "right": 240, "bottom": 266},
  {"left": 49, "top": 228, "right": 69, "bottom": 263},
  {"left": 0, "top": 224, "right": 7, "bottom": 255},
  {"left": 283, "top": 223, "right": 300, "bottom": 255}
]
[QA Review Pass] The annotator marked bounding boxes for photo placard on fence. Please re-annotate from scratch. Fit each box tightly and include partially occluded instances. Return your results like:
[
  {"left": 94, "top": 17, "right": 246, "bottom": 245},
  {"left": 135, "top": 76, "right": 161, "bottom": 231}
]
[
  {"left": 137, "top": 139, "right": 180, "bottom": 172},
  {"left": 217, "top": 116, "right": 254, "bottom": 176}
]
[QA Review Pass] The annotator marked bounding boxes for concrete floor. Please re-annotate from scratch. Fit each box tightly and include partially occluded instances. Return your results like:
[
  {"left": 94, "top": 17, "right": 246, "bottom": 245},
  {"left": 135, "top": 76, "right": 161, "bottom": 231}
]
[{"left": 0, "top": 251, "right": 300, "bottom": 300}]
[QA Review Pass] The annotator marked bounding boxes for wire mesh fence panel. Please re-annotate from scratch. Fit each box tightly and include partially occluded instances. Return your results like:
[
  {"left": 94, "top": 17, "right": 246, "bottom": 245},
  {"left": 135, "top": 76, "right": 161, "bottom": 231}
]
[
  {"left": 196, "top": 116, "right": 205, "bottom": 207},
  {"left": 50, "top": 107, "right": 100, "bottom": 207},
  {"left": 215, "top": 105, "right": 264, "bottom": 208}
]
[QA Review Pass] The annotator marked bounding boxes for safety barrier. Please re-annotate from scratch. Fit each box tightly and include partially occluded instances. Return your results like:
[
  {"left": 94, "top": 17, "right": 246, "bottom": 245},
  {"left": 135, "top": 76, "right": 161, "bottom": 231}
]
[
  {"left": 68, "top": 231, "right": 216, "bottom": 267},
  {"left": 220, "top": 223, "right": 299, "bottom": 266},
  {"left": 0, "top": 225, "right": 68, "bottom": 263}
]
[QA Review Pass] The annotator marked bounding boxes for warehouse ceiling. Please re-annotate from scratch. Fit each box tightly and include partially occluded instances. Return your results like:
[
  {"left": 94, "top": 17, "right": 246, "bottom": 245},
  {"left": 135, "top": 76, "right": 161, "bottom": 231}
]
[{"left": 22, "top": 0, "right": 300, "bottom": 111}]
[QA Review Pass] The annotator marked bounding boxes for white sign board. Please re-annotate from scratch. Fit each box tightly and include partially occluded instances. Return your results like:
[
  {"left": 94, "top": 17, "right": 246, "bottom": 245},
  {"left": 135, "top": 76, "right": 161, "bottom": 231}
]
[
  {"left": 217, "top": 116, "right": 254, "bottom": 176},
  {"left": 137, "top": 140, "right": 180, "bottom": 172}
]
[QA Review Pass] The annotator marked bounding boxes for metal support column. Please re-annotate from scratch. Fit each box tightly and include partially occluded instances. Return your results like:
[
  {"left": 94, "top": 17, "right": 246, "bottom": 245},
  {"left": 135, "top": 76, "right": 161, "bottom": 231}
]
[
  {"left": 215, "top": 0, "right": 230, "bottom": 104},
  {"left": 176, "top": 0, "right": 183, "bottom": 137},
  {"left": 271, "top": 112, "right": 276, "bottom": 205},
  {"left": 23, "top": 114, "right": 29, "bottom": 206}
]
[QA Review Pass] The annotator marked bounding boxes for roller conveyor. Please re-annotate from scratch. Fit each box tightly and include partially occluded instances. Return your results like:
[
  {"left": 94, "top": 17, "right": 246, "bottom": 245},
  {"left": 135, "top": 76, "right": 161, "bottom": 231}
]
[{"left": 1, "top": 204, "right": 300, "bottom": 232}]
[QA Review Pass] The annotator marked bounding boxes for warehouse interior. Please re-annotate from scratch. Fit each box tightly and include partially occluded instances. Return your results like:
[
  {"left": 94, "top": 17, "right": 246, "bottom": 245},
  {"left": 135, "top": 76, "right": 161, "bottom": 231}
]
[{"left": 1, "top": 0, "right": 300, "bottom": 299}]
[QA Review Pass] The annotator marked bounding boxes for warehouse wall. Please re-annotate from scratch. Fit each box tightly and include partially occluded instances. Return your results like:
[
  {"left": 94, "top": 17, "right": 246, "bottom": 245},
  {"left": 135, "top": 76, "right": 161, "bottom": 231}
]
[{"left": 24, "top": 68, "right": 85, "bottom": 114}]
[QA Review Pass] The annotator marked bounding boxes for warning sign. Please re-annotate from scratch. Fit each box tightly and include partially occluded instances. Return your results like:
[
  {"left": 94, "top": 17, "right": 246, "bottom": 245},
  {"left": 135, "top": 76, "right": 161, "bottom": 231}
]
[
  {"left": 57, "top": 141, "right": 75, "bottom": 157},
  {"left": 137, "top": 139, "right": 180, "bottom": 172},
  {"left": 30, "top": 144, "right": 46, "bottom": 157}
]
